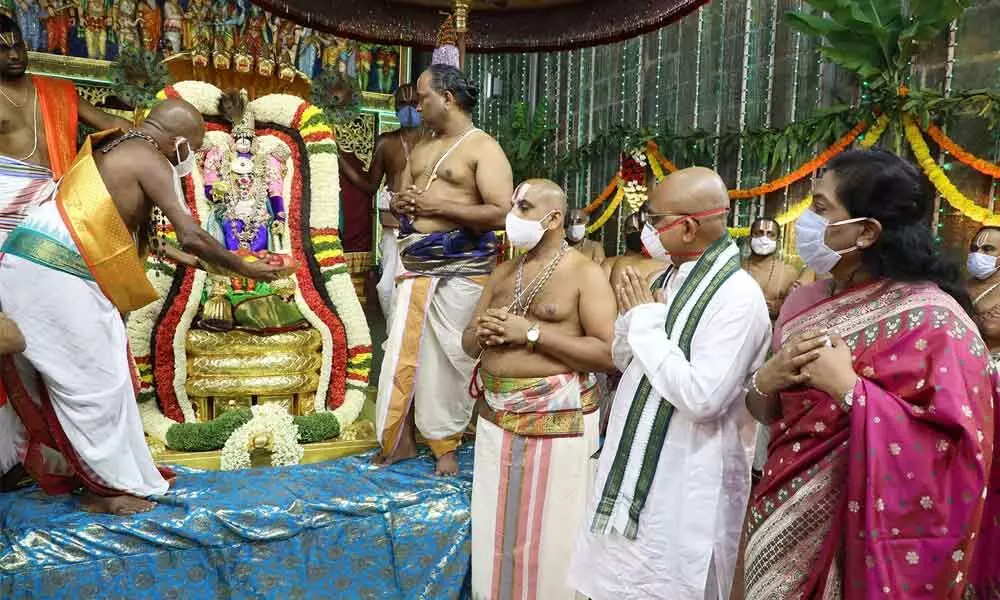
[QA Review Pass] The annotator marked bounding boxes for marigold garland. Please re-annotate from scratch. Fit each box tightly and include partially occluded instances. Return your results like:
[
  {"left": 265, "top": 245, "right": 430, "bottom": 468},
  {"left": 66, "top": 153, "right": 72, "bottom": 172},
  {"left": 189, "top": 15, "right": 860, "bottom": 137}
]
[
  {"left": 728, "top": 121, "right": 868, "bottom": 199},
  {"left": 727, "top": 195, "right": 814, "bottom": 238},
  {"left": 924, "top": 121, "right": 1000, "bottom": 179},
  {"left": 587, "top": 182, "right": 625, "bottom": 234},
  {"left": 581, "top": 176, "right": 620, "bottom": 215},
  {"left": 904, "top": 115, "right": 1000, "bottom": 226},
  {"left": 860, "top": 115, "right": 890, "bottom": 149}
]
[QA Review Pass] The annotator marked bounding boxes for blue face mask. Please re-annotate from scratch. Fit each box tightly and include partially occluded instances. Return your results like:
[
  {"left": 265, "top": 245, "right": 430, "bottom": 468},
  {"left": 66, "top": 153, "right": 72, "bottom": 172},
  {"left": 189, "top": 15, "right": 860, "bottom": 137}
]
[{"left": 397, "top": 106, "right": 420, "bottom": 128}]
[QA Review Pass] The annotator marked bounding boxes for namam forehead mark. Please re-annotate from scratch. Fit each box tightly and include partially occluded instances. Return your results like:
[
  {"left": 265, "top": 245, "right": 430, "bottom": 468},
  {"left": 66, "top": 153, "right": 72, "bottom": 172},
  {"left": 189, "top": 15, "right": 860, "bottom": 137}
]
[
  {"left": 751, "top": 221, "right": 778, "bottom": 236},
  {"left": 0, "top": 32, "right": 21, "bottom": 47},
  {"left": 972, "top": 229, "right": 1000, "bottom": 251}
]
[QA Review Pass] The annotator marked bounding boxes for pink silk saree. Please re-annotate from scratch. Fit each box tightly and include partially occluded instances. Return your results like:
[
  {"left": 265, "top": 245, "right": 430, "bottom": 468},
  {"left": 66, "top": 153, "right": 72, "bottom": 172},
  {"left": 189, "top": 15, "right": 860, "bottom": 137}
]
[{"left": 745, "top": 279, "right": 998, "bottom": 599}]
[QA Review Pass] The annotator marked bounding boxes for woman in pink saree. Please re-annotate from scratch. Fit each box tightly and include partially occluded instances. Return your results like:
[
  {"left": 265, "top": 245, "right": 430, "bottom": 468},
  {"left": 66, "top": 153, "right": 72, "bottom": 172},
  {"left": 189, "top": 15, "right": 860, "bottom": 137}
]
[{"left": 742, "top": 150, "right": 998, "bottom": 599}]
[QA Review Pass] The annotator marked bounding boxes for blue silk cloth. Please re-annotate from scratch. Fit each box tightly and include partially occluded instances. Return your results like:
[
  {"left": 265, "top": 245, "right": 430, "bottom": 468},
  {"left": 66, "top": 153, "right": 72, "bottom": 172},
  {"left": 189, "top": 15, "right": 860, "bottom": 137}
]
[{"left": 0, "top": 448, "right": 473, "bottom": 599}]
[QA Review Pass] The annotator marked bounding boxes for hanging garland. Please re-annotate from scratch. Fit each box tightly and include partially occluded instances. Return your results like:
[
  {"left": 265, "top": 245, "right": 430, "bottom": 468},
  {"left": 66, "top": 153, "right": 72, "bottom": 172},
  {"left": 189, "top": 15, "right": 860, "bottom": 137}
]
[
  {"left": 582, "top": 176, "right": 620, "bottom": 215},
  {"left": 728, "top": 195, "right": 814, "bottom": 238},
  {"left": 904, "top": 114, "right": 1000, "bottom": 226},
  {"left": 924, "top": 122, "right": 1000, "bottom": 179},
  {"left": 587, "top": 182, "right": 625, "bottom": 234}
]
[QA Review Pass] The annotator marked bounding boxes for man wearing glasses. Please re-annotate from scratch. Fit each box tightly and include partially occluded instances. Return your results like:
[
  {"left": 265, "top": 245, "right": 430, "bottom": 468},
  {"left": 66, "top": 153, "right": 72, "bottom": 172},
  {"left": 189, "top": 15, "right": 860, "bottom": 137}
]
[{"left": 570, "top": 167, "right": 771, "bottom": 600}]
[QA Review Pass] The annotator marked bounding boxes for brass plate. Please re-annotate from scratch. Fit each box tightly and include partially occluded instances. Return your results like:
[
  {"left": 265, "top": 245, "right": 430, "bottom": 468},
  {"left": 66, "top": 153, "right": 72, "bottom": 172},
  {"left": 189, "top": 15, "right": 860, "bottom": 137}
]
[{"left": 153, "top": 439, "right": 378, "bottom": 470}]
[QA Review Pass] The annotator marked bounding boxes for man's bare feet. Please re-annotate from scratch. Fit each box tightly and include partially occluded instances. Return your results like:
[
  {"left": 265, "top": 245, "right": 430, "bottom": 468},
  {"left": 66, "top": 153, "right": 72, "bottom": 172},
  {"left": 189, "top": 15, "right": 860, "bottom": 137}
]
[
  {"left": 435, "top": 452, "right": 459, "bottom": 477},
  {"left": 372, "top": 434, "right": 418, "bottom": 467},
  {"left": 80, "top": 491, "right": 156, "bottom": 516}
]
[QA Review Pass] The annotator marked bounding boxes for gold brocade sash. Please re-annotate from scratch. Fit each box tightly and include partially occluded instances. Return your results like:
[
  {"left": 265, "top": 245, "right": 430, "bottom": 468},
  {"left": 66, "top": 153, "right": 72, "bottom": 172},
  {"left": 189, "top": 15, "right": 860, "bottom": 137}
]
[
  {"left": 57, "top": 131, "right": 159, "bottom": 313},
  {"left": 479, "top": 371, "right": 584, "bottom": 438}
]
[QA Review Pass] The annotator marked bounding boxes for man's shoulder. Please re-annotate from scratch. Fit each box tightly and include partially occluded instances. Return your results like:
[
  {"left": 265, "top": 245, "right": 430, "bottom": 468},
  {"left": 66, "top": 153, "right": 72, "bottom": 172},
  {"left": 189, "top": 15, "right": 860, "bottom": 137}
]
[{"left": 717, "top": 269, "right": 770, "bottom": 314}]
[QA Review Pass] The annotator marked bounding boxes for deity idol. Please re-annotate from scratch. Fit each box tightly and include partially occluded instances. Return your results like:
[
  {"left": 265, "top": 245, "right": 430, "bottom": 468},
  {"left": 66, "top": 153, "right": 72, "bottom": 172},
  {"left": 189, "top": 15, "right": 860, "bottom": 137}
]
[
  {"left": 161, "top": 0, "right": 182, "bottom": 54},
  {"left": 197, "top": 91, "right": 301, "bottom": 331},
  {"left": 41, "top": 0, "right": 72, "bottom": 55},
  {"left": 273, "top": 16, "right": 298, "bottom": 80},
  {"left": 296, "top": 26, "right": 321, "bottom": 77},
  {"left": 13, "top": 0, "right": 43, "bottom": 50},
  {"left": 78, "top": 0, "right": 110, "bottom": 59},
  {"left": 139, "top": 0, "right": 161, "bottom": 52},
  {"left": 356, "top": 47, "right": 372, "bottom": 92},
  {"left": 211, "top": 0, "right": 244, "bottom": 70},
  {"left": 233, "top": 4, "right": 270, "bottom": 75},
  {"left": 377, "top": 48, "right": 397, "bottom": 93},
  {"left": 113, "top": 0, "right": 140, "bottom": 51}
]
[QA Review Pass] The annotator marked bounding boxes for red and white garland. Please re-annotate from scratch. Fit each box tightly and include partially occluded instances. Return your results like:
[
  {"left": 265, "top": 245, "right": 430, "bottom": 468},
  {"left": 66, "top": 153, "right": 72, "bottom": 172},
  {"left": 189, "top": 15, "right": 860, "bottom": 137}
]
[{"left": 131, "top": 82, "right": 371, "bottom": 445}]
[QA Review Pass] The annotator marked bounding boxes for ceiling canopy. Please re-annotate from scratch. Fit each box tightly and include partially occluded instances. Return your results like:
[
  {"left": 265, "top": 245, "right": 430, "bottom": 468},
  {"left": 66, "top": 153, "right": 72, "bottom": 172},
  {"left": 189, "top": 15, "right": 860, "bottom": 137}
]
[{"left": 251, "top": 0, "right": 708, "bottom": 52}]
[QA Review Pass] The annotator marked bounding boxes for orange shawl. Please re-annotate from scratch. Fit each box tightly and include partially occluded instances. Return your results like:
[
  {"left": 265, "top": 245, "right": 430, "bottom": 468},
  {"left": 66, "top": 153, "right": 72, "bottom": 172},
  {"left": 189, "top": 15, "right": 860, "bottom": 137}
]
[{"left": 33, "top": 76, "right": 78, "bottom": 179}]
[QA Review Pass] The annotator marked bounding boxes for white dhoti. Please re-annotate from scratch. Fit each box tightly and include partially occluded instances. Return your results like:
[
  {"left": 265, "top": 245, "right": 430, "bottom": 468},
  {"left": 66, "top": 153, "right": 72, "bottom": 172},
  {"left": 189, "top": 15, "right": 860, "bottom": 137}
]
[
  {"left": 471, "top": 372, "right": 598, "bottom": 600},
  {"left": 0, "top": 201, "right": 168, "bottom": 498},
  {"left": 375, "top": 226, "right": 401, "bottom": 321},
  {"left": 375, "top": 274, "right": 484, "bottom": 458}
]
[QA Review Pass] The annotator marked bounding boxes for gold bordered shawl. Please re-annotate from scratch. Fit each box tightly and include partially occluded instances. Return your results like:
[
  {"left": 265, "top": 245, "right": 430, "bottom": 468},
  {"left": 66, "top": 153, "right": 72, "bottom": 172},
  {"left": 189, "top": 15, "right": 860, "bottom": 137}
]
[{"left": 56, "top": 131, "right": 159, "bottom": 313}]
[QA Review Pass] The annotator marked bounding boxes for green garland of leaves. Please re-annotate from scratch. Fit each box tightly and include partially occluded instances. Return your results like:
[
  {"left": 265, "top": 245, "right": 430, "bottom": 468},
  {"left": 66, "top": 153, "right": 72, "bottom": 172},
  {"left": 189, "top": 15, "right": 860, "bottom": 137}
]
[{"left": 165, "top": 409, "right": 342, "bottom": 452}]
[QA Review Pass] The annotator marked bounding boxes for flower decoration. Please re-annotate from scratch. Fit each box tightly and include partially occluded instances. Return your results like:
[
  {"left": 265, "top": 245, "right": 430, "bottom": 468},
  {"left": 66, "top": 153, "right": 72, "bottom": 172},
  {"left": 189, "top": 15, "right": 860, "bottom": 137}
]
[
  {"left": 220, "top": 403, "right": 304, "bottom": 470},
  {"left": 924, "top": 121, "right": 1000, "bottom": 179}
]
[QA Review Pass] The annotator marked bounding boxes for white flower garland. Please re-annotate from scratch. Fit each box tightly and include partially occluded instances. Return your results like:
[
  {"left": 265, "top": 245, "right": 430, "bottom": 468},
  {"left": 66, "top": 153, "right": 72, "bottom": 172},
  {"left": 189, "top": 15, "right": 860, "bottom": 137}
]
[{"left": 219, "top": 403, "right": 304, "bottom": 470}]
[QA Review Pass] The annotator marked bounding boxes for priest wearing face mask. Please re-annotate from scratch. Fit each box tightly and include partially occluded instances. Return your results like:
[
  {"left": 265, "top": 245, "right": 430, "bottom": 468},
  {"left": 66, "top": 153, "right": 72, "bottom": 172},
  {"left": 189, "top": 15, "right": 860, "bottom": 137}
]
[
  {"left": 967, "top": 226, "right": 1000, "bottom": 363},
  {"left": 741, "top": 150, "right": 997, "bottom": 599},
  {"left": 744, "top": 217, "right": 814, "bottom": 321},
  {"left": 0, "top": 99, "right": 291, "bottom": 516},
  {"left": 462, "top": 179, "right": 616, "bottom": 600},
  {"left": 570, "top": 167, "right": 771, "bottom": 600},
  {"left": 566, "top": 208, "right": 606, "bottom": 264}
]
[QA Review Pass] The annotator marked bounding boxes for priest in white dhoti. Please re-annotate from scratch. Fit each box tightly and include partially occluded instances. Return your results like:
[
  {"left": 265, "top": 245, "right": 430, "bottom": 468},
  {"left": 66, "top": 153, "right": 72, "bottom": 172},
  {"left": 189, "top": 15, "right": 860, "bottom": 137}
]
[{"left": 569, "top": 167, "right": 771, "bottom": 600}]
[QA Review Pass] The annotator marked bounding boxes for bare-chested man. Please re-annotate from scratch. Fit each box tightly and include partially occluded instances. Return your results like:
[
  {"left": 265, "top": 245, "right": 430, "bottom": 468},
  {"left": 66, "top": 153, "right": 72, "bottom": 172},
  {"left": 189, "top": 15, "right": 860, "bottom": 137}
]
[
  {"left": 338, "top": 83, "right": 426, "bottom": 320},
  {"left": 566, "top": 207, "right": 605, "bottom": 264},
  {"left": 462, "top": 179, "right": 616, "bottom": 600},
  {"left": 0, "top": 99, "right": 290, "bottom": 515},
  {"left": 967, "top": 227, "right": 1000, "bottom": 360},
  {"left": 374, "top": 64, "right": 513, "bottom": 476},
  {"left": 0, "top": 14, "right": 131, "bottom": 245},
  {"left": 743, "top": 217, "right": 814, "bottom": 321}
]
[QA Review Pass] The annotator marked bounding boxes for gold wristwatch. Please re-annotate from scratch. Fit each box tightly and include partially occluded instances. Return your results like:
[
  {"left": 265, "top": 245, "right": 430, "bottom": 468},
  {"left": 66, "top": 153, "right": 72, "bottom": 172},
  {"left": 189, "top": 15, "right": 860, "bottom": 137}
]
[{"left": 526, "top": 322, "right": 541, "bottom": 352}]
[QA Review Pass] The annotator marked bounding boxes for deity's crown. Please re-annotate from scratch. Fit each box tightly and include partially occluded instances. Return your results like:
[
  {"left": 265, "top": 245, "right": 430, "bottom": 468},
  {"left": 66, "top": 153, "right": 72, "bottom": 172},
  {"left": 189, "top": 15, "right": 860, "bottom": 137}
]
[{"left": 231, "top": 89, "right": 256, "bottom": 141}]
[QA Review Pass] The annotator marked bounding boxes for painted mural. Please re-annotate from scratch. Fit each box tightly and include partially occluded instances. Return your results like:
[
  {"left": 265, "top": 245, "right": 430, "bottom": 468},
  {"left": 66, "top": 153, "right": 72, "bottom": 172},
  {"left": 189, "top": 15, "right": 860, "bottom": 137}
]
[{"left": 6, "top": 0, "right": 401, "bottom": 92}]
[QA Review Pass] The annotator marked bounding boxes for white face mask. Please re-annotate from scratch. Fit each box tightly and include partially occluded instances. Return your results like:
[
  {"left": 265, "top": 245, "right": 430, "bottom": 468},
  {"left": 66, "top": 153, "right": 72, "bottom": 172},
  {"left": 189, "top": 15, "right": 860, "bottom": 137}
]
[
  {"left": 506, "top": 210, "right": 553, "bottom": 251},
  {"left": 568, "top": 224, "right": 586, "bottom": 242},
  {"left": 174, "top": 139, "right": 195, "bottom": 178},
  {"left": 750, "top": 236, "right": 777, "bottom": 256},
  {"left": 640, "top": 222, "right": 670, "bottom": 263},
  {"left": 794, "top": 209, "right": 867, "bottom": 275},
  {"left": 968, "top": 252, "right": 999, "bottom": 280}
]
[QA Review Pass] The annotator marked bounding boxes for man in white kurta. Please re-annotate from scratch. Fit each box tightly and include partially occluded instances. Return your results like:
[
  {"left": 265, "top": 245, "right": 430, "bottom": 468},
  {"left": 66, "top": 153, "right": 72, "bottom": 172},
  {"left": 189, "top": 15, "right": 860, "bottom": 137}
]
[{"left": 569, "top": 167, "right": 771, "bottom": 600}]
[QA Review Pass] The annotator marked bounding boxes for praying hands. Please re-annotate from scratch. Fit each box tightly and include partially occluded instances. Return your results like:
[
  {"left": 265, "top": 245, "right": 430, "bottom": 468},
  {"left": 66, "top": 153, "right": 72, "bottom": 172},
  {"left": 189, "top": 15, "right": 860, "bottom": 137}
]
[{"left": 615, "top": 266, "right": 662, "bottom": 314}]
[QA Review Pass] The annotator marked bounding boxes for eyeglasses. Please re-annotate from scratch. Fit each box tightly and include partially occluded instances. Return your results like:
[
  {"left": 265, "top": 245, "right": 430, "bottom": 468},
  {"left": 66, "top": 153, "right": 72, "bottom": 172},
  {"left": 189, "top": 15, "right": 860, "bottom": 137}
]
[{"left": 641, "top": 211, "right": 692, "bottom": 229}]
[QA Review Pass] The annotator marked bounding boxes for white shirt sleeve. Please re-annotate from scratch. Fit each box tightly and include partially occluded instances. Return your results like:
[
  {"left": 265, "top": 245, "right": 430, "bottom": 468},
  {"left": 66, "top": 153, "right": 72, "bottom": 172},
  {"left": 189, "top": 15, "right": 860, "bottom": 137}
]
[
  {"left": 625, "top": 280, "right": 771, "bottom": 424},
  {"left": 611, "top": 309, "right": 645, "bottom": 371}
]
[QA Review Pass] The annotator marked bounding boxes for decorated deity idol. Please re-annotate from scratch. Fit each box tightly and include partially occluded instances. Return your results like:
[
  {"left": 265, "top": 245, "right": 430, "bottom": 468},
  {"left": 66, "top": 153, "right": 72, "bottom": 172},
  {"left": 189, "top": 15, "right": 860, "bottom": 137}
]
[
  {"left": 273, "top": 16, "right": 298, "bottom": 80},
  {"left": 41, "top": 0, "right": 72, "bottom": 55},
  {"left": 79, "top": 0, "right": 111, "bottom": 59},
  {"left": 320, "top": 33, "right": 339, "bottom": 70},
  {"left": 201, "top": 91, "right": 289, "bottom": 255},
  {"left": 113, "top": 0, "right": 140, "bottom": 51},
  {"left": 161, "top": 0, "right": 182, "bottom": 54},
  {"left": 378, "top": 48, "right": 397, "bottom": 93},
  {"left": 211, "top": 0, "right": 244, "bottom": 70},
  {"left": 357, "top": 47, "right": 372, "bottom": 91},
  {"left": 139, "top": 0, "right": 161, "bottom": 52},
  {"left": 14, "top": 0, "right": 43, "bottom": 50},
  {"left": 296, "top": 26, "right": 321, "bottom": 77},
  {"left": 233, "top": 4, "right": 270, "bottom": 74},
  {"left": 196, "top": 91, "right": 300, "bottom": 332}
]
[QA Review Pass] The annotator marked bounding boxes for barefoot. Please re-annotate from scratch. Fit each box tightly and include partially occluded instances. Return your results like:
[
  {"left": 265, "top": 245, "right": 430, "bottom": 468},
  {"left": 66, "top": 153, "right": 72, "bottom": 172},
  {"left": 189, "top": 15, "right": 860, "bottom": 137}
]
[
  {"left": 80, "top": 491, "right": 157, "bottom": 516},
  {"left": 372, "top": 434, "right": 418, "bottom": 467},
  {"left": 435, "top": 452, "right": 459, "bottom": 477}
]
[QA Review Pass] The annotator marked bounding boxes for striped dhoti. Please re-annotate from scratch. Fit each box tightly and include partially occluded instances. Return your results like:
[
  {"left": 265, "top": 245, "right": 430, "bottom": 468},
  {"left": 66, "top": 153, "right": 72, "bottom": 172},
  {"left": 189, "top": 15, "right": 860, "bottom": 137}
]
[
  {"left": 471, "top": 371, "right": 599, "bottom": 600},
  {"left": 0, "top": 157, "right": 57, "bottom": 251}
]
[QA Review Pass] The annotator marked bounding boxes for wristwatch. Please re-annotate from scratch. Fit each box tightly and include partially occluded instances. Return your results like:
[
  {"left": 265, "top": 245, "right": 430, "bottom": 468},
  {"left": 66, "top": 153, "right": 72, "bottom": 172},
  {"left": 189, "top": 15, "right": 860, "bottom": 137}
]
[{"left": 526, "top": 322, "right": 541, "bottom": 352}]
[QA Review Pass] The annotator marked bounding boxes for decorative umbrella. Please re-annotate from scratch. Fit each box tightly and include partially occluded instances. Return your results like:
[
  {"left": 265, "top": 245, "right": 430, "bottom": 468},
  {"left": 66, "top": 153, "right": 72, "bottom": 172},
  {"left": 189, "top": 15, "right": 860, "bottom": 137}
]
[{"left": 252, "top": 0, "right": 707, "bottom": 56}]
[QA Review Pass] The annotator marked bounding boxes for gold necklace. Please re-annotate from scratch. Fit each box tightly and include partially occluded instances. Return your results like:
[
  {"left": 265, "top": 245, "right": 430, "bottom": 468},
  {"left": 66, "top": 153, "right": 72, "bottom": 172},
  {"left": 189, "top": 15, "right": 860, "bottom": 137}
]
[{"left": 0, "top": 82, "right": 29, "bottom": 108}]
